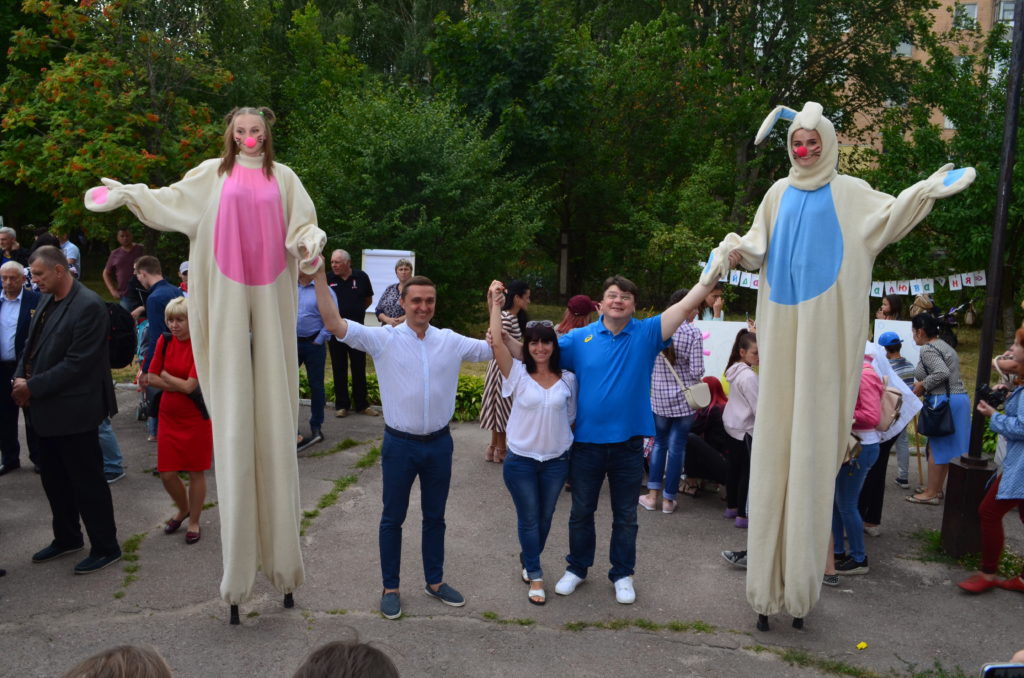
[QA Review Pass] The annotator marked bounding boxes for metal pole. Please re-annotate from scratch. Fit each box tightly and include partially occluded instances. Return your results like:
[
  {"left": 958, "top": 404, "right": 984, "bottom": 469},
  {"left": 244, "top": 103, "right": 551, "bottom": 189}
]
[{"left": 966, "top": 0, "right": 1024, "bottom": 462}]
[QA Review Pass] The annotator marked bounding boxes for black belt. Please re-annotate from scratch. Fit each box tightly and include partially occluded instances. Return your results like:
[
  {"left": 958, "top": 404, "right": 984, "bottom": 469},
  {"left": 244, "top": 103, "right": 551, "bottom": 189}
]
[
  {"left": 385, "top": 425, "right": 449, "bottom": 442},
  {"left": 297, "top": 333, "right": 320, "bottom": 343}
]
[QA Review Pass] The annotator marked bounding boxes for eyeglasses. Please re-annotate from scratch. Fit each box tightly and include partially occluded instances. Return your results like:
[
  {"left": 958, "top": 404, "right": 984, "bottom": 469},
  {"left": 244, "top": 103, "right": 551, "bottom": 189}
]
[
  {"left": 604, "top": 292, "right": 633, "bottom": 302},
  {"left": 526, "top": 320, "right": 553, "bottom": 328}
]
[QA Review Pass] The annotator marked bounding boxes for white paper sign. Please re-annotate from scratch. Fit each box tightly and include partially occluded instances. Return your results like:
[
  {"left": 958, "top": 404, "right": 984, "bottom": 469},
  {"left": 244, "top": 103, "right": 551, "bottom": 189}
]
[
  {"left": 873, "top": 320, "right": 919, "bottom": 366},
  {"left": 885, "top": 281, "right": 898, "bottom": 295},
  {"left": 739, "top": 271, "right": 752, "bottom": 288},
  {"left": 974, "top": 270, "right": 987, "bottom": 286},
  {"left": 935, "top": 276, "right": 946, "bottom": 288},
  {"left": 949, "top": 275, "right": 962, "bottom": 290},
  {"left": 922, "top": 278, "right": 935, "bottom": 294},
  {"left": 751, "top": 274, "right": 760, "bottom": 290},
  {"left": 730, "top": 270, "right": 741, "bottom": 285},
  {"left": 693, "top": 321, "right": 749, "bottom": 382},
  {"left": 962, "top": 272, "right": 974, "bottom": 288},
  {"left": 363, "top": 249, "right": 416, "bottom": 324},
  {"left": 871, "top": 281, "right": 883, "bottom": 297},
  {"left": 897, "top": 280, "right": 910, "bottom": 295},
  {"left": 910, "top": 279, "right": 923, "bottom": 295}
]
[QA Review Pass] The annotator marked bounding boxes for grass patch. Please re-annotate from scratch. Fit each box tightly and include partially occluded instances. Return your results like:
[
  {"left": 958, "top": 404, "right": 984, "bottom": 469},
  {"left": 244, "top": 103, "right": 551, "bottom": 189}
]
[
  {"left": 307, "top": 438, "right": 363, "bottom": 459},
  {"left": 563, "top": 618, "right": 716, "bottom": 633},
  {"left": 355, "top": 445, "right": 381, "bottom": 469},
  {"left": 203, "top": 501, "right": 217, "bottom": 510},
  {"left": 326, "top": 609, "right": 347, "bottom": 615},
  {"left": 746, "top": 645, "right": 969, "bottom": 678},
  {"left": 911, "top": 528, "right": 1024, "bottom": 578},
  {"left": 113, "top": 532, "right": 147, "bottom": 598},
  {"left": 480, "top": 611, "right": 535, "bottom": 626},
  {"left": 247, "top": 611, "right": 259, "bottom": 618},
  {"left": 300, "top": 475, "right": 358, "bottom": 535}
]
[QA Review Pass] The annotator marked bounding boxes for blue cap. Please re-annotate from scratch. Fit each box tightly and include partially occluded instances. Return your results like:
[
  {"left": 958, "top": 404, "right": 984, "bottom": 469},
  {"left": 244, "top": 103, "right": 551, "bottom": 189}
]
[{"left": 878, "top": 331, "right": 902, "bottom": 348}]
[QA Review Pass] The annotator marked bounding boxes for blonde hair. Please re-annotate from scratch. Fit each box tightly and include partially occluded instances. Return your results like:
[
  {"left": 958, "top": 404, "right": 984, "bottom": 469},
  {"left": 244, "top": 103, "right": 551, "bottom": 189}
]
[
  {"left": 164, "top": 296, "right": 188, "bottom": 322},
  {"left": 61, "top": 645, "right": 172, "bottom": 678},
  {"left": 218, "top": 106, "right": 276, "bottom": 179}
]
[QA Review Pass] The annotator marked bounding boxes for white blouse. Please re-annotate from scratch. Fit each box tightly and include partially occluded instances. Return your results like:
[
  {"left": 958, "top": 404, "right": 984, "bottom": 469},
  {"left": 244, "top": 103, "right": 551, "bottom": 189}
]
[{"left": 501, "top": 360, "right": 577, "bottom": 462}]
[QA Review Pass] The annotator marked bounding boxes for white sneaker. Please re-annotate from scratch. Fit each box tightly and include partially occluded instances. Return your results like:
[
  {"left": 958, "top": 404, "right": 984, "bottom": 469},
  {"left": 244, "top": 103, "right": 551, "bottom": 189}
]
[
  {"left": 554, "top": 571, "right": 584, "bottom": 596},
  {"left": 614, "top": 576, "right": 636, "bottom": 604}
]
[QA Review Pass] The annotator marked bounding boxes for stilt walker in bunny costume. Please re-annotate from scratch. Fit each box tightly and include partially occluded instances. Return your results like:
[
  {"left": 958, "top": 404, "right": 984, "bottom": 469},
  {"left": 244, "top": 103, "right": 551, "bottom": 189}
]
[
  {"left": 698, "top": 102, "right": 975, "bottom": 629},
  {"left": 84, "top": 107, "right": 327, "bottom": 624}
]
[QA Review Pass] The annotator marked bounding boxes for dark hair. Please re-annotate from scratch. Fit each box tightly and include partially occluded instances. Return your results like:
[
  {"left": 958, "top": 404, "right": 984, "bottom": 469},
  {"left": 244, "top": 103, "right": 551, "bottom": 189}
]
[
  {"left": 219, "top": 106, "right": 276, "bottom": 179},
  {"left": 601, "top": 274, "right": 639, "bottom": 298},
  {"left": 30, "top": 232, "right": 59, "bottom": 253},
  {"left": 726, "top": 328, "right": 757, "bottom": 370},
  {"left": 911, "top": 312, "right": 939, "bottom": 338},
  {"left": 28, "top": 245, "right": 68, "bottom": 270},
  {"left": 133, "top": 255, "right": 162, "bottom": 276},
  {"left": 400, "top": 275, "right": 435, "bottom": 299},
  {"left": 662, "top": 288, "right": 689, "bottom": 366},
  {"left": 502, "top": 280, "right": 530, "bottom": 335},
  {"left": 117, "top": 227, "right": 133, "bottom": 235},
  {"left": 522, "top": 323, "right": 560, "bottom": 374},
  {"left": 697, "top": 282, "right": 724, "bottom": 317},
  {"left": 880, "top": 294, "right": 903, "bottom": 320},
  {"left": 292, "top": 640, "right": 399, "bottom": 678}
]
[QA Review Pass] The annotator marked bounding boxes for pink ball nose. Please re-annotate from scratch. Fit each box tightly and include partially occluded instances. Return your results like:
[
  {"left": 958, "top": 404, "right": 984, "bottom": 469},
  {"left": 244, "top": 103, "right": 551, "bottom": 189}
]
[
  {"left": 794, "top": 146, "right": 808, "bottom": 158},
  {"left": 244, "top": 136, "right": 258, "bottom": 148}
]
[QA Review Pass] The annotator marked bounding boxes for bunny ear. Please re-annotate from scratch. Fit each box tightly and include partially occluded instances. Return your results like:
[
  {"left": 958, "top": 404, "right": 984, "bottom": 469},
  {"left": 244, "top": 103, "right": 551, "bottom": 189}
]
[{"left": 754, "top": 105, "right": 798, "bottom": 145}]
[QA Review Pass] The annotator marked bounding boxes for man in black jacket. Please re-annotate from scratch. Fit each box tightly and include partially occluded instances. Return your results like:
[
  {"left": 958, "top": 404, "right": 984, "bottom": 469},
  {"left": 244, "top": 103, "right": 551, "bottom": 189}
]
[{"left": 13, "top": 246, "right": 120, "bottom": 574}]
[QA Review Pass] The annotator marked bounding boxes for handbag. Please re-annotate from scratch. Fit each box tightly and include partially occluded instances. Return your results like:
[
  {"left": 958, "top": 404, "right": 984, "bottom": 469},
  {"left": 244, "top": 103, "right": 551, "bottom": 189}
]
[
  {"left": 875, "top": 376, "right": 904, "bottom": 432},
  {"left": 917, "top": 345, "right": 955, "bottom": 437},
  {"left": 660, "top": 355, "right": 711, "bottom": 409}
]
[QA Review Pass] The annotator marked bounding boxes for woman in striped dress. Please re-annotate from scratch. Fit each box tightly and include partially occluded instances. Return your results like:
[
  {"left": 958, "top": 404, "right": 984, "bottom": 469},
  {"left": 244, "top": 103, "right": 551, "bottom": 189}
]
[{"left": 480, "top": 280, "right": 530, "bottom": 462}]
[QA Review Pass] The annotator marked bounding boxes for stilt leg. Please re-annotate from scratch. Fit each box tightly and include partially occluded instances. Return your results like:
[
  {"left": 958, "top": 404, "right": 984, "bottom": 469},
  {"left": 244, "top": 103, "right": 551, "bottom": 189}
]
[
  {"left": 792, "top": 617, "right": 804, "bottom": 630},
  {"left": 230, "top": 604, "right": 240, "bottom": 625},
  {"left": 756, "top": 614, "right": 770, "bottom": 632},
  {"left": 284, "top": 593, "right": 294, "bottom": 609}
]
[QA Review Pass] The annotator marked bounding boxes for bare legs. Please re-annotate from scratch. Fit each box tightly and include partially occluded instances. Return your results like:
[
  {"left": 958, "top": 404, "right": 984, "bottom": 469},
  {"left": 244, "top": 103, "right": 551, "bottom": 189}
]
[{"left": 160, "top": 471, "right": 207, "bottom": 531}]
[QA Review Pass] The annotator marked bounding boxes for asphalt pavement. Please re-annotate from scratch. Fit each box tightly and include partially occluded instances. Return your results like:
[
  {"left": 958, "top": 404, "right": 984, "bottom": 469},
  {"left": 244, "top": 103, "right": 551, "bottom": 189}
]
[{"left": 1, "top": 387, "right": 1021, "bottom": 677}]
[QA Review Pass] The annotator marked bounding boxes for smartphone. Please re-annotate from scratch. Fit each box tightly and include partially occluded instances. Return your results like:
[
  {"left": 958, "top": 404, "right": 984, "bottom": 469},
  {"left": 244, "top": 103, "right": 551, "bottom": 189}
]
[{"left": 982, "top": 663, "right": 1024, "bottom": 678}]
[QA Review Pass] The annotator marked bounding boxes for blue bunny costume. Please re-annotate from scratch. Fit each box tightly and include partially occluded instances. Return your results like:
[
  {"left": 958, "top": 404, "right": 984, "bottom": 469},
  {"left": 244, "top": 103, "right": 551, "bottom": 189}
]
[{"left": 700, "top": 102, "right": 975, "bottom": 619}]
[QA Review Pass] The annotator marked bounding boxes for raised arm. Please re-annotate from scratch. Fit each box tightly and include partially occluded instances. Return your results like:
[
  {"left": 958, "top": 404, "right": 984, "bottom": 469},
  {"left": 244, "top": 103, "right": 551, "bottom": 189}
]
[
  {"left": 313, "top": 262, "right": 348, "bottom": 339},
  {"left": 488, "top": 280, "right": 513, "bottom": 378},
  {"left": 660, "top": 283, "right": 710, "bottom": 341}
]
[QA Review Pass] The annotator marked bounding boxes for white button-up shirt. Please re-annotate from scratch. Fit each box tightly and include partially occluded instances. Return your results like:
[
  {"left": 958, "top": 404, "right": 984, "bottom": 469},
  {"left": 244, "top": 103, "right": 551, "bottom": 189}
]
[
  {"left": 0, "top": 289, "right": 22, "bottom": 362},
  {"left": 342, "top": 322, "right": 491, "bottom": 435}
]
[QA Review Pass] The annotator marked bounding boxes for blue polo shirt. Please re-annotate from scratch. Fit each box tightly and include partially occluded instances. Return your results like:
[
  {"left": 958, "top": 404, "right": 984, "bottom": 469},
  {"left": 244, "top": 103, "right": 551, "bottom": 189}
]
[{"left": 559, "top": 315, "right": 668, "bottom": 444}]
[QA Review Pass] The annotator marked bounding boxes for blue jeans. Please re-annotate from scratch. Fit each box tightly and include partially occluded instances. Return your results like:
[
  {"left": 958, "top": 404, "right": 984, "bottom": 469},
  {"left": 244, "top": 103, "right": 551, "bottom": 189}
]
[
  {"left": 832, "top": 442, "right": 880, "bottom": 562},
  {"left": 503, "top": 450, "right": 570, "bottom": 580},
  {"left": 379, "top": 429, "right": 453, "bottom": 590},
  {"left": 98, "top": 417, "right": 124, "bottom": 475},
  {"left": 566, "top": 437, "right": 644, "bottom": 582},
  {"left": 297, "top": 341, "right": 326, "bottom": 432},
  {"left": 647, "top": 413, "right": 696, "bottom": 500}
]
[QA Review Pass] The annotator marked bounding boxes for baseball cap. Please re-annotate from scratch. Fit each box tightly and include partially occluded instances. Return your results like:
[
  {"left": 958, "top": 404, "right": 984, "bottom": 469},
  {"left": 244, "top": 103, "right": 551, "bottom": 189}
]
[{"left": 877, "top": 331, "right": 902, "bottom": 348}]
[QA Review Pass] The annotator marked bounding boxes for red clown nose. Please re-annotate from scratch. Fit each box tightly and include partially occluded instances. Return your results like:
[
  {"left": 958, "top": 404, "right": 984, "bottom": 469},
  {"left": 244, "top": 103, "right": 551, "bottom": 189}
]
[
  {"left": 244, "top": 136, "right": 258, "bottom": 149},
  {"left": 794, "top": 146, "right": 808, "bottom": 158}
]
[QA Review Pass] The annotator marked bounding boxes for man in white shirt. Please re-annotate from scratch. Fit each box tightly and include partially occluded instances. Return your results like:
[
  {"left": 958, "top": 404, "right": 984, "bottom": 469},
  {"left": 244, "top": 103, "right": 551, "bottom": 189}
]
[
  {"left": 0, "top": 261, "right": 40, "bottom": 475},
  {"left": 313, "top": 265, "right": 491, "bottom": 620}
]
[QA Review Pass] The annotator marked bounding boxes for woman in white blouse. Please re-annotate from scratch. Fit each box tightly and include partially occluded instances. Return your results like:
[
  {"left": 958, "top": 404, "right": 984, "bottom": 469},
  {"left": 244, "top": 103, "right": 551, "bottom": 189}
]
[{"left": 487, "top": 280, "right": 577, "bottom": 605}]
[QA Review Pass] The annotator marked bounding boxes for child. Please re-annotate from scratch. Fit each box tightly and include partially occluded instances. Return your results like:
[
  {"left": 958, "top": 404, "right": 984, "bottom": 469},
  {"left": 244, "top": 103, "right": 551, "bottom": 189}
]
[{"left": 722, "top": 329, "right": 758, "bottom": 528}]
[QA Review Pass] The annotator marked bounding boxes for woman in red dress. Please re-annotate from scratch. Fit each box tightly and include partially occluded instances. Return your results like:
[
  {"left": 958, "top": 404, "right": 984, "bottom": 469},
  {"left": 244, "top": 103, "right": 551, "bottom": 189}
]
[{"left": 148, "top": 297, "right": 213, "bottom": 544}]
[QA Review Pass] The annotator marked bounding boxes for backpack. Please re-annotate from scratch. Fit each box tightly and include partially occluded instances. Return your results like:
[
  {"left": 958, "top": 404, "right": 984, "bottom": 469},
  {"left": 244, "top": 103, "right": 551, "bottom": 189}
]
[
  {"left": 875, "top": 376, "right": 904, "bottom": 432},
  {"left": 107, "top": 302, "right": 136, "bottom": 369},
  {"left": 852, "top": 360, "right": 883, "bottom": 431}
]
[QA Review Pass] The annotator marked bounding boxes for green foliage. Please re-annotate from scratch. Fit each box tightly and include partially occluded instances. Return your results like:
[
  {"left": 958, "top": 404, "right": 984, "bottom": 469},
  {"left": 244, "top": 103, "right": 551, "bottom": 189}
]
[
  {"left": 453, "top": 374, "right": 484, "bottom": 422},
  {"left": 913, "top": 527, "right": 1024, "bottom": 579},
  {"left": 289, "top": 83, "right": 544, "bottom": 329}
]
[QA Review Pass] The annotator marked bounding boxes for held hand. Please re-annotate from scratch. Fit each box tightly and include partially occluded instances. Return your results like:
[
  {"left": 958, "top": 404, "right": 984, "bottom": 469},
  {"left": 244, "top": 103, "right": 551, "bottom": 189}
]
[
  {"left": 912, "top": 381, "right": 925, "bottom": 397},
  {"left": 728, "top": 249, "right": 741, "bottom": 268},
  {"left": 11, "top": 378, "right": 29, "bottom": 407},
  {"left": 487, "top": 280, "right": 505, "bottom": 306},
  {"left": 746, "top": 318, "right": 757, "bottom": 333},
  {"left": 139, "top": 372, "right": 149, "bottom": 388},
  {"left": 977, "top": 400, "right": 996, "bottom": 417},
  {"left": 485, "top": 328, "right": 495, "bottom": 346}
]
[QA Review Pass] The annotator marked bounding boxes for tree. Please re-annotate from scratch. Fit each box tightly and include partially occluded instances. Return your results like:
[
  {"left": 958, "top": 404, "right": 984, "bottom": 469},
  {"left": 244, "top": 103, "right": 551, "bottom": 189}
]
[
  {"left": 288, "top": 83, "right": 545, "bottom": 329},
  {"left": 0, "top": 0, "right": 228, "bottom": 248}
]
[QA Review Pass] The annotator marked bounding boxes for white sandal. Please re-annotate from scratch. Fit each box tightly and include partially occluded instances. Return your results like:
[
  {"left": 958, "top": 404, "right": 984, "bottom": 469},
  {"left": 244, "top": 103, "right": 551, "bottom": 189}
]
[{"left": 528, "top": 580, "right": 546, "bottom": 605}]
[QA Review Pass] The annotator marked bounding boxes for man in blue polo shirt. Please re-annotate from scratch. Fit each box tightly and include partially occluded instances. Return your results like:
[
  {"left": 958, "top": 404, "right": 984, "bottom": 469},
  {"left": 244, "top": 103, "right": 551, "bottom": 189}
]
[{"left": 550, "top": 275, "right": 700, "bottom": 604}]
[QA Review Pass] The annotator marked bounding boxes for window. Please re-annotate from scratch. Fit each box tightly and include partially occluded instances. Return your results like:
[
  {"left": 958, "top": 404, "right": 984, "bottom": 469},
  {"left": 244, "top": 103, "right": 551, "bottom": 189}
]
[
  {"left": 894, "top": 41, "right": 913, "bottom": 57},
  {"left": 955, "top": 3, "right": 978, "bottom": 20},
  {"left": 1000, "top": 1, "right": 1016, "bottom": 25},
  {"left": 944, "top": 115, "right": 956, "bottom": 130}
]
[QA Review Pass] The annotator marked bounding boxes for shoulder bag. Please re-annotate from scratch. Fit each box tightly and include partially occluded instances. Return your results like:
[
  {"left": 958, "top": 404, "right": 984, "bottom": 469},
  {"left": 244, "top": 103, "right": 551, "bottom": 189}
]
[
  {"left": 917, "top": 345, "right": 954, "bottom": 437},
  {"left": 660, "top": 355, "right": 710, "bottom": 410}
]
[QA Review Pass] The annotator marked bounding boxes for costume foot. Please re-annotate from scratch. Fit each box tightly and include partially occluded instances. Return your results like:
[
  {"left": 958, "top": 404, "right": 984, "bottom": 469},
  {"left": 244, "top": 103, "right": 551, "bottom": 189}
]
[
  {"left": 284, "top": 593, "right": 294, "bottom": 608},
  {"left": 230, "top": 604, "right": 240, "bottom": 625},
  {"left": 756, "top": 614, "right": 770, "bottom": 632},
  {"left": 792, "top": 617, "right": 804, "bottom": 630}
]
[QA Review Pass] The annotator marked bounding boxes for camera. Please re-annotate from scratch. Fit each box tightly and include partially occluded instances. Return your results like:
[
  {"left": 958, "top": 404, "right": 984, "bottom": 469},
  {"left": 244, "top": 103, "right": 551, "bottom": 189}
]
[{"left": 977, "top": 384, "right": 1009, "bottom": 409}]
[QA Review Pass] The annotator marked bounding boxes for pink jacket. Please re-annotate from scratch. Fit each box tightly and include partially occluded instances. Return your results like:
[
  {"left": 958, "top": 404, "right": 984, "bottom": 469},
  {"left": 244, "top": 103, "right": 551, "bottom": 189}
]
[
  {"left": 723, "top": 361, "right": 758, "bottom": 440},
  {"left": 852, "top": 357, "right": 883, "bottom": 432}
]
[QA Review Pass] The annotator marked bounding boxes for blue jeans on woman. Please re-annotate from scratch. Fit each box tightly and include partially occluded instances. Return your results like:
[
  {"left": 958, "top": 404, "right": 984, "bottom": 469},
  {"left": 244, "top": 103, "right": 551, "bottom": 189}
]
[
  {"left": 503, "top": 450, "right": 570, "bottom": 580},
  {"left": 832, "top": 442, "right": 880, "bottom": 563},
  {"left": 647, "top": 413, "right": 696, "bottom": 501}
]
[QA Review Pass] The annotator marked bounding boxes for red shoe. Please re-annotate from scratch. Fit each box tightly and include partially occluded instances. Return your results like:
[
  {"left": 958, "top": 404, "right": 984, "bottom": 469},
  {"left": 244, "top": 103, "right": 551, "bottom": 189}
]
[
  {"left": 999, "top": 576, "right": 1024, "bottom": 593},
  {"left": 957, "top": 573, "right": 999, "bottom": 594}
]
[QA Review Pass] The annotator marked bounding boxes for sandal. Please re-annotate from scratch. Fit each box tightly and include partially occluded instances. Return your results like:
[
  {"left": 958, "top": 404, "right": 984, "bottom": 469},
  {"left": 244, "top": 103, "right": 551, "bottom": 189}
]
[
  {"left": 662, "top": 498, "right": 677, "bottom": 514},
  {"left": 164, "top": 513, "right": 189, "bottom": 535},
  {"left": 494, "top": 447, "right": 507, "bottom": 463},
  {"left": 681, "top": 483, "right": 700, "bottom": 499},
  {"left": 485, "top": 445, "right": 496, "bottom": 462},
  {"left": 914, "top": 486, "right": 945, "bottom": 499},
  {"left": 528, "top": 580, "right": 546, "bottom": 606},
  {"left": 906, "top": 494, "right": 941, "bottom": 505},
  {"left": 185, "top": 526, "right": 201, "bottom": 545},
  {"left": 638, "top": 494, "right": 656, "bottom": 511}
]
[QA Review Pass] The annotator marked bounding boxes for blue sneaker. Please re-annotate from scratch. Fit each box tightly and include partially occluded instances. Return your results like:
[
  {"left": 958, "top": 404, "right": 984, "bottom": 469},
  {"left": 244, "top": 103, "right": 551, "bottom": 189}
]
[
  {"left": 380, "top": 591, "right": 402, "bottom": 619},
  {"left": 423, "top": 583, "right": 465, "bottom": 607}
]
